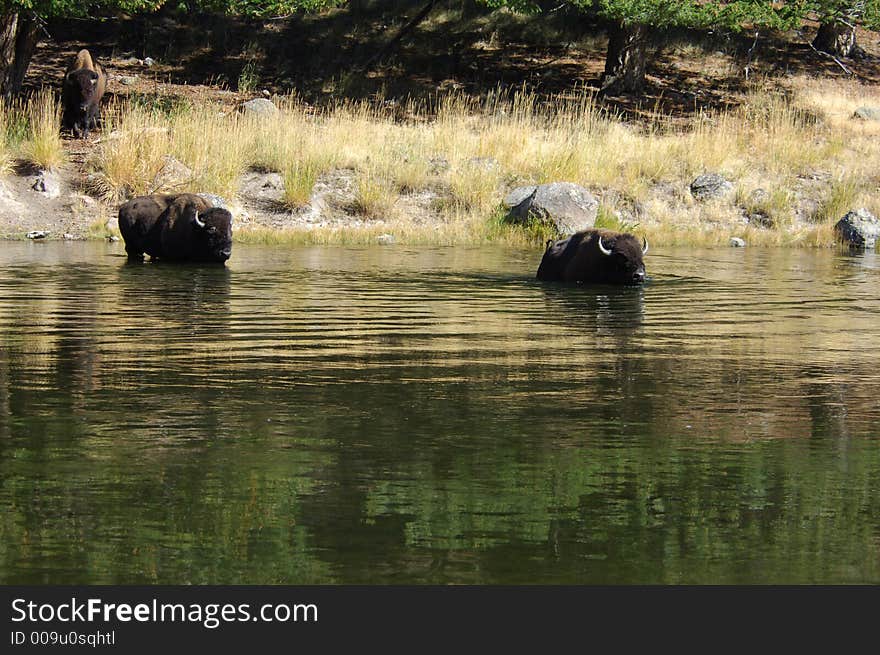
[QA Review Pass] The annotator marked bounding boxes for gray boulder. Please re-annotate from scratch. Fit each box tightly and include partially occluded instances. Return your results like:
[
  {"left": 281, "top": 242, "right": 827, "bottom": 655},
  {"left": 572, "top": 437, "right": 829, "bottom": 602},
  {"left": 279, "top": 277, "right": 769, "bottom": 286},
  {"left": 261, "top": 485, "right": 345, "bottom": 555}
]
[
  {"left": 690, "top": 173, "right": 733, "bottom": 201},
  {"left": 31, "top": 171, "right": 62, "bottom": 198},
  {"left": 504, "top": 182, "right": 598, "bottom": 234},
  {"left": 197, "top": 193, "right": 229, "bottom": 210},
  {"left": 834, "top": 208, "right": 880, "bottom": 248},
  {"left": 729, "top": 237, "right": 746, "bottom": 247},
  {"left": 852, "top": 107, "right": 880, "bottom": 121},
  {"left": 240, "top": 98, "right": 279, "bottom": 118},
  {"left": 151, "top": 155, "right": 193, "bottom": 192}
]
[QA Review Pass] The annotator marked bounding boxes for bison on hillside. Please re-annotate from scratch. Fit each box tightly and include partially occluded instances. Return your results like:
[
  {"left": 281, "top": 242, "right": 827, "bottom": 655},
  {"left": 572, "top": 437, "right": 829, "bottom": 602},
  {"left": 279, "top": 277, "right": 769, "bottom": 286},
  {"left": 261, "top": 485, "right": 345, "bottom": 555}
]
[
  {"left": 536, "top": 228, "right": 648, "bottom": 285},
  {"left": 118, "top": 193, "right": 233, "bottom": 264},
  {"left": 62, "top": 49, "right": 107, "bottom": 138}
]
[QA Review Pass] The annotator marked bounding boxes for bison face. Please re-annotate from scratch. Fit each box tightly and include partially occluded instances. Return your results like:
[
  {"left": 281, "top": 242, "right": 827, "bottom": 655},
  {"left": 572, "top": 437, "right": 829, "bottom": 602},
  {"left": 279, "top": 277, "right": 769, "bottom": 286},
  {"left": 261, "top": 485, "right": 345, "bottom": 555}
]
[
  {"left": 190, "top": 208, "right": 233, "bottom": 263},
  {"left": 66, "top": 69, "right": 100, "bottom": 113},
  {"left": 596, "top": 233, "right": 648, "bottom": 285}
]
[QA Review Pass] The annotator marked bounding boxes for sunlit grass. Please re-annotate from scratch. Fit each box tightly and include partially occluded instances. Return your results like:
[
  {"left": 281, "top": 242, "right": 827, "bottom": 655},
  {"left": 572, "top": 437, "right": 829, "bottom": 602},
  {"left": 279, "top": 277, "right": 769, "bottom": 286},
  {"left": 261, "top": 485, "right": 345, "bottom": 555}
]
[
  {"left": 0, "top": 101, "right": 10, "bottom": 175},
  {"left": 352, "top": 172, "right": 397, "bottom": 218},
  {"left": 21, "top": 89, "right": 65, "bottom": 170},
  {"left": 1, "top": 75, "right": 878, "bottom": 248},
  {"left": 811, "top": 175, "right": 862, "bottom": 225}
]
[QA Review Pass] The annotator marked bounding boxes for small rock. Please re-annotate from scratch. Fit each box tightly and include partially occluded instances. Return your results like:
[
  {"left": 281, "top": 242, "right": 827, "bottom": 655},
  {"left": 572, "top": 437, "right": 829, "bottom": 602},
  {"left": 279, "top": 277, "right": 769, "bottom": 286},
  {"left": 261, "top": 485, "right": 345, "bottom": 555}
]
[
  {"left": 197, "top": 193, "right": 229, "bottom": 210},
  {"left": 465, "top": 156, "right": 500, "bottom": 171},
  {"left": 118, "top": 75, "right": 139, "bottom": 86},
  {"left": 62, "top": 233, "right": 75, "bottom": 240},
  {"left": 26, "top": 231, "right": 48, "bottom": 240},
  {"left": 31, "top": 171, "right": 62, "bottom": 198},
  {"left": 729, "top": 237, "right": 746, "bottom": 247},
  {"left": 69, "top": 193, "right": 97, "bottom": 207},
  {"left": 376, "top": 233, "right": 396, "bottom": 245},
  {"left": 834, "top": 208, "right": 880, "bottom": 248},
  {"left": 143, "top": 57, "right": 155, "bottom": 67},
  {"left": 852, "top": 107, "right": 880, "bottom": 121},
  {"left": 748, "top": 188, "right": 769, "bottom": 204},
  {"left": 240, "top": 98, "right": 279, "bottom": 118},
  {"left": 427, "top": 156, "right": 450, "bottom": 174},
  {"left": 261, "top": 89, "right": 271, "bottom": 98},
  {"left": 690, "top": 173, "right": 733, "bottom": 201},
  {"left": 106, "top": 235, "right": 120, "bottom": 243},
  {"left": 747, "top": 212, "right": 773, "bottom": 228}
]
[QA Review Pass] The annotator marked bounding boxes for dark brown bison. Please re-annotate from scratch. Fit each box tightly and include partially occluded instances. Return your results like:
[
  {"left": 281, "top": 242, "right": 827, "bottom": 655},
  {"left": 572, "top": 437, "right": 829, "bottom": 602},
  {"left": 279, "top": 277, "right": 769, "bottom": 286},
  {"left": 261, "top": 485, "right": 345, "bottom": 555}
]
[
  {"left": 118, "top": 193, "right": 233, "bottom": 263},
  {"left": 62, "top": 49, "right": 107, "bottom": 138},
  {"left": 536, "top": 228, "right": 648, "bottom": 285}
]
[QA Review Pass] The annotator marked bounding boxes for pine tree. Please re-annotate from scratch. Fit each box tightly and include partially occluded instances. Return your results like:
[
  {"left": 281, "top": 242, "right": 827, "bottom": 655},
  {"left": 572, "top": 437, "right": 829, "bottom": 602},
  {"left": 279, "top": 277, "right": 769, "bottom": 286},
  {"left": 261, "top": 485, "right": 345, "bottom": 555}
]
[
  {"left": 482, "top": 1, "right": 805, "bottom": 95},
  {"left": 808, "top": 1, "right": 880, "bottom": 57}
]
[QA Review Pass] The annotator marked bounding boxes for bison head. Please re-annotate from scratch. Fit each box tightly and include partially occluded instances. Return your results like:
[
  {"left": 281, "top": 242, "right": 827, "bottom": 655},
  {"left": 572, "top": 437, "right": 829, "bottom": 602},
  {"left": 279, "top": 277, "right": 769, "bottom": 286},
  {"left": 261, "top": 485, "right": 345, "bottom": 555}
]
[
  {"left": 189, "top": 207, "right": 233, "bottom": 263},
  {"left": 66, "top": 69, "right": 101, "bottom": 115},
  {"left": 596, "top": 232, "right": 648, "bottom": 285}
]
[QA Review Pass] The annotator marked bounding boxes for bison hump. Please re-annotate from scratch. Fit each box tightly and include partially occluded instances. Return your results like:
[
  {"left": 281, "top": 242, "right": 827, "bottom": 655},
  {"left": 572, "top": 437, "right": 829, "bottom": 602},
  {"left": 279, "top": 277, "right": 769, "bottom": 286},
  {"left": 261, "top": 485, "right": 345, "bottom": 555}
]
[{"left": 71, "top": 49, "right": 95, "bottom": 72}]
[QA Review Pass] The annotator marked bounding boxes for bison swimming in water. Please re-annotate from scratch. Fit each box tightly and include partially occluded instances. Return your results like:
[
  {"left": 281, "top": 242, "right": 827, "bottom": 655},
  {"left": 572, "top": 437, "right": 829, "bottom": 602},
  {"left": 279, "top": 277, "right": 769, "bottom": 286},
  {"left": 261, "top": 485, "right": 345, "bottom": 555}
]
[
  {"left": 118, "top": 193, "right": 233, "bottom": 263},
  {"left": 536, "top": 228, "right": 648, "bottom": 285},
  {"left": 62, "top": 49, "right": 107, "bottom": 138}
]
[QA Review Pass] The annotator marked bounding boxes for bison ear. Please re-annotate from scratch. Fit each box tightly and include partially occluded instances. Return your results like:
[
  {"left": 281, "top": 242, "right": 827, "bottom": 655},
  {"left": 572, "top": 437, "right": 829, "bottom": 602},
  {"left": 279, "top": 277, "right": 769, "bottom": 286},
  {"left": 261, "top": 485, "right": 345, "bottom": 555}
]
[{"left": 66, "top": 72, "right": 76, "bottom": 83}]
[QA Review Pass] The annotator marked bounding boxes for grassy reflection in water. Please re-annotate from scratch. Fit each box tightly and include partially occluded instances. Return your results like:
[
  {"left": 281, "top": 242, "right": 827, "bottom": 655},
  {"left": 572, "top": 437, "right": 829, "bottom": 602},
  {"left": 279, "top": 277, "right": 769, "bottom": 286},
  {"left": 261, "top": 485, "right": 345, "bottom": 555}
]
[{"left": 0, "top": 244, "right": 879, "bottom": 583}]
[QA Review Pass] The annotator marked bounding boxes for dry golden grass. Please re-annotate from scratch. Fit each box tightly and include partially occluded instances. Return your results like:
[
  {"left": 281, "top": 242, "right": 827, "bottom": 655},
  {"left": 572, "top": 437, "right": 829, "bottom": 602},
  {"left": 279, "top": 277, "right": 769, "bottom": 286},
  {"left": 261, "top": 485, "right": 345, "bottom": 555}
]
[
  {"left": 2, "top": 75, "right": 878, "bottom": 247},
  {"left": 21, "top": 89, "right": 65, "bottom": 171},
  {"left": 0, "top": 101, "right": 10, "bottom": 176}
]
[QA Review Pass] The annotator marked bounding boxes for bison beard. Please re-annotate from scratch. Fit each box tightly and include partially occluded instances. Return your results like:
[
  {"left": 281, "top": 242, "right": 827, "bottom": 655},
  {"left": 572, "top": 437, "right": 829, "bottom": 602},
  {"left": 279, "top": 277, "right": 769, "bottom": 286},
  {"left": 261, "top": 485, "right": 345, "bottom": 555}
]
[
  {"left": 118, "top": 193, "right": 233, "bottom": 264},
  {"left": 536, "top": 229, "right": 648, "bottom": 285}
]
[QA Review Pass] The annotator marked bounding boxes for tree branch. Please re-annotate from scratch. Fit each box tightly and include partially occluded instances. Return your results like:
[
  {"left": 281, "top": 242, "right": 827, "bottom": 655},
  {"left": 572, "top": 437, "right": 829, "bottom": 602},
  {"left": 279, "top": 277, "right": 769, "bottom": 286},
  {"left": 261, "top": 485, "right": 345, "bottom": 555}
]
[
  {"left": 808, "top": 39, "right": 853, "bottom": 76},
  {"left": 358, "top": 0, "right": 438, "bottom": 74}
]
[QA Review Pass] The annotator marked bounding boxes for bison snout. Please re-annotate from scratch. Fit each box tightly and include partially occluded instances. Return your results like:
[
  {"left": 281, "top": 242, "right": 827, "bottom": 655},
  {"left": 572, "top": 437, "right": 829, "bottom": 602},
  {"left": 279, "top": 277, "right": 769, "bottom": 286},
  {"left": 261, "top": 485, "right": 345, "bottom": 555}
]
[
  {"left": 632, "top": 270, "right": 646, "bottom": 284},
  {"left": 218, "top": 249, "right": 232, "bottom": 260}
]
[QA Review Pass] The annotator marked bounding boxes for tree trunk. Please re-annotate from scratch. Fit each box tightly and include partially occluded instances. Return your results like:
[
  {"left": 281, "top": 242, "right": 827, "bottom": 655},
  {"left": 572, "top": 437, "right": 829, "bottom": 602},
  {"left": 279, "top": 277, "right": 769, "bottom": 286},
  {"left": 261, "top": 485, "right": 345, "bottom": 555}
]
[
  {"left": 0, "top": 12, "right": 40, "bottom": 99},
  {"left": 812, "top": 21, "right": 859, "bottom": 58},
  {"left": 600, "top": 22, "right": 649, "bottom": 96}
]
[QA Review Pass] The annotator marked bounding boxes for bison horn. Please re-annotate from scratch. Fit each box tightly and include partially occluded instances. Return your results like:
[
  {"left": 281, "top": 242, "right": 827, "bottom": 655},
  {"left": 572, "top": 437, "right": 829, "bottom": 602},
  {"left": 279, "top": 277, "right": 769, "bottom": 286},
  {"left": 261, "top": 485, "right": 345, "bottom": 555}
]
[
  {"left": 597, "top": 235, "right": 613, "bottom": 256},
  {"left": 193, "top": 211, "right": 206, "bottom": 229},
  {"left": 642, "top": 237, "right": 649, "bottom": 255}
]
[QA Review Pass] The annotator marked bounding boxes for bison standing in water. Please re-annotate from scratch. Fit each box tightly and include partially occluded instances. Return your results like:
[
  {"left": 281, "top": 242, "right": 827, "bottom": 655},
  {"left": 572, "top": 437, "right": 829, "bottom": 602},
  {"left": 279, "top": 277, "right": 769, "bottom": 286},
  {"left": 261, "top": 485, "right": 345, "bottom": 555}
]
[
  {"left": 118, "top": 193, "right": 233, "bottom": 263},
  {"left": 62, "top": 49, "right": 107, "bottom": 138},
  {"left": 536, "top": 228, "right": 648, "bottom": 285}
]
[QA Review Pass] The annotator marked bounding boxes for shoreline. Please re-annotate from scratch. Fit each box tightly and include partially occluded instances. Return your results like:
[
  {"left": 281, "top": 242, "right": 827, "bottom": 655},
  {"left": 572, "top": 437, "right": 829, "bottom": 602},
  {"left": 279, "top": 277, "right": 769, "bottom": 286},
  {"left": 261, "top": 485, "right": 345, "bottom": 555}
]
[{"left": 0, "top": 163, "right": 849, "bottom": 249}]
